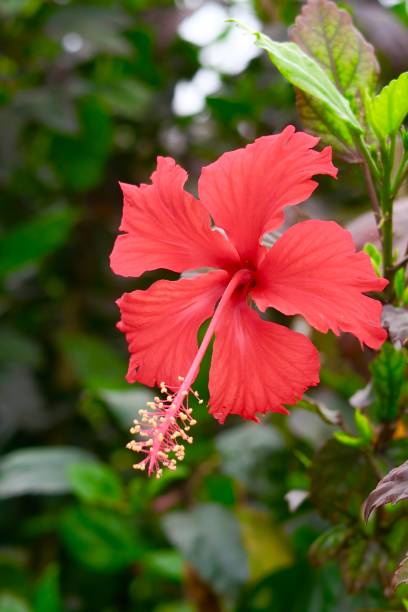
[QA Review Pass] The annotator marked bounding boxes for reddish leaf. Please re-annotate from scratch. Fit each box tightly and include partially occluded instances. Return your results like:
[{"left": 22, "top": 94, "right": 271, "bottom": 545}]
[
  {"left": 290, "top": 0, "right": 379, "bottom": 158},
  {"left": 363, "top": 460, "right": 408, "bottom": 522},
  {"left": 393, "top": 551, "right": 408, "bottom": 590}
]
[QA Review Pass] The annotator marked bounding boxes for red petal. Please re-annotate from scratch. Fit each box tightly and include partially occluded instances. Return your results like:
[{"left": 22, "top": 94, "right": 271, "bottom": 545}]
[
  {"left": 252, "top": 220, "right": 388, "bottom": 349},
  {"left": 110, "top": 157, "right": 239, "bottom": 278},
  {"left": 198, "top": 126, "right": 337, "bottom": 264},
  {"left": 208, "top": 297, "right": 320, "bottom": 423},
  {"left": 117, "top": 271, "right": 229, "bottom": 387}
]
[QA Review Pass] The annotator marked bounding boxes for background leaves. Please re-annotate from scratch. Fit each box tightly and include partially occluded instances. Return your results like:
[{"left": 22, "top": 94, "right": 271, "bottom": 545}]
[{"left": 1, "top": 0, "right": 408, "bottom": 610}]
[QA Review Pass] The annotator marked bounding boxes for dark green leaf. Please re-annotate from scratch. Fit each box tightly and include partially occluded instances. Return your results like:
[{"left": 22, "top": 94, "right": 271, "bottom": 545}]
[
  {"left": 46, "top": 6, "right": 131, "bottom": 58},
  {"left": 216, "top": 423, "right": 283, "bottom": 488},
  {"left": 339, "top": 536, "right": 382, "bottom": 593},
  {"left": 97, "top": 79, "right": 152, "bottom": 120},
  {"left": 59, "top": 332, "right": 128, "bottom": 391},
  {"left": 14, "top": 88, "right": 78, "bottom": 134},
  {"left": 382, "top": 305, "right": 408, "bottom": 348},
  {"left": 309, "top": 524, "right": 354, "bottom": 565},
  {"left": 289, "top": 0, "right": 378, "bottom": 154},
  {"left": 0, "top": 208, "right": 76, "bottom": 282},
  {"left": 0, "top": 447, "right": 94, "bottom": 498},
  {"left": 59, "top": 506, "right": 140, "bottom": 572},
  {"left": 370, "top": 342, "right": 406, "bottom": 422},
  {"left": 363, "top": 460, "right": 408, "bottom": 522},
  {"left": 68, "top": 462, "right": 124, "bottom": 506},
  {"left": 100, "top": 388, "right": 151, "bottom": 429},
  {"left": 367, "top": 72, "right": 408, "bottom": 138},
  {"left": 162, "top": 504, "right": 248, "bottom": 595},
  {"left": 50, "top": 99, "right": 112, "bottom": 191},
  {"left": 310, "top": 439, "right": 377, "bottom": 521},
  {"left": 237, "top": 23, "right": 361, "bottom": 131},
  {"left": 143, "top": 550, "right": 184, "bottom": 582},
  {"left": 0, "top": 327, "right": 42, "bottom": 367}
]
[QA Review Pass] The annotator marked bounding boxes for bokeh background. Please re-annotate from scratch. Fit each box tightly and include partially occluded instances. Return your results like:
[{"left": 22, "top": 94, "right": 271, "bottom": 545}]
[{"left": 1, "top": 1, "right": 408, "bottom": 610}]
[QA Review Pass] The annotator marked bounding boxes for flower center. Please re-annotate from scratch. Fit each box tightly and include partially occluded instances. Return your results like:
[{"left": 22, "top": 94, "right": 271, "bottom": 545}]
[{"left": 127, "top": 268, "right": 253, "bottom": 477}]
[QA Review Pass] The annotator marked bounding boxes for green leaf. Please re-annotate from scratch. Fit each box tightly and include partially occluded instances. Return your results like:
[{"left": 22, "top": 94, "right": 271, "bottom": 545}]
[
  {"left": 216, "top": 423, "right": 283, "bottom": 490},
  {"left": 33, "top": 564, "right": 61, "bottom": 612},
  {"left": 59, "top": 332, "right": 128, "bottom": 391},
  {"left": 0, "top": 447, "right": 95, "bottom": 498},
  {"left": 294, "top": 91, "right": 357, "bottom": 160},
  {"left": 368, "top": 72, "right": 408, "bottom": 138},
  {"left": 143, "top": 550, "right": 184, "bottom": 582},
  {"left": 354, "top": 410, "right": 374, "bottom": 444},
  {"left": 333, "top": 431, "right": 365, "bottom": 448},
  {"left": 100, "top": 388, "right": 152, "bottom": 429},
  {"left": 289, "top": 0, "right": 378, "bottom": 154},
  {"left": 370, "top": 342, "right": 406, "bottom": 422},
  {"left": 363, "top": 242, "right": 382, "bottom": 277},
  {"left": 162, "top": 504, "right": 248, "bottom": 596},
  {"left": 236, "top": 23, "right": 362, "bottom": 131},
  {"left": 363, "top": 460, "right": 408, "bottom": 522},
  {"left": 50, "top": 98, "right": 113, "bottom": 191},
  {"left": 67, "top": 462, "right": 124, "bottom": 507},
  {"left": 394, "top": 268, "right": 406, "bottom": 303},
  {"left": 0, "top": 208, "right": 77, "bottom": 282},
  {"left": 309, "top": 524, "right": 353, "bottom": 565},
  {"left": 59, "top": 506, "right": 141, "bottom": 572}
]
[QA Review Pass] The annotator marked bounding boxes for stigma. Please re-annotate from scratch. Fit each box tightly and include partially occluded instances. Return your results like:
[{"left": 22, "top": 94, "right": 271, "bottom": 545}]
[{"left": 126, "top": 378, "right": 202, "bottom": 478}]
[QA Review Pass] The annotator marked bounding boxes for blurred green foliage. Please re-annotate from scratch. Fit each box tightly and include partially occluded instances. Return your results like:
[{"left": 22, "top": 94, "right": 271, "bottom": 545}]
[{"left": 1, "top": 0, "right": 408, "bottom": 610}]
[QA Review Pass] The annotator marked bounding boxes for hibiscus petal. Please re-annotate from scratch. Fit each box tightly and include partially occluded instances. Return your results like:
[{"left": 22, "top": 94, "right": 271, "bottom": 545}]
[
  {"left": 198, "top": 126, "right": 337, "bottom": 264},
  {"left": 252, "top": 220, "right": 388, "bottom": 349},
  {"left": 110, "top": 157, "right": 239, "bottom": 278},
  {"left": 117, "top": 271, "right": 229, "bottom": 388},
  {"left": 208, "top": 297, "right": 320, "bottom": 423}
]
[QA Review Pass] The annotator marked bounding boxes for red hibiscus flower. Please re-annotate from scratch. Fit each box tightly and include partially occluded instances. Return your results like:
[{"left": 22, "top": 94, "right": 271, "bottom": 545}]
[{"left": 110, "top": 125, "right": 387, "bottom": 476}]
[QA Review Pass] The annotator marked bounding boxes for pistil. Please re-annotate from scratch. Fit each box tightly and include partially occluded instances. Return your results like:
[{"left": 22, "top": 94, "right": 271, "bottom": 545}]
[{"left": 127, "top": 268, "right": 252, "bottom": 476}]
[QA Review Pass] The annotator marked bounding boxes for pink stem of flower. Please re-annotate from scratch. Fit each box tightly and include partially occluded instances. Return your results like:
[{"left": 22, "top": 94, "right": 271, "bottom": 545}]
[{"left": 147, "top": 268, "right": 251, "bottom": 475}]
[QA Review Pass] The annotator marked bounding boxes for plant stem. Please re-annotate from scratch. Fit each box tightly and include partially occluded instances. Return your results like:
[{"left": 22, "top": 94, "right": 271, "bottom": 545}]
[
  {"left": 362, "top": 160, "right": 381, "bottom": 226},
  {"left": 380, "top": 136, "right": 396, "bottom": 299},
  {"left": 355, "top": 134, "right": 382, "bottom": 227}
]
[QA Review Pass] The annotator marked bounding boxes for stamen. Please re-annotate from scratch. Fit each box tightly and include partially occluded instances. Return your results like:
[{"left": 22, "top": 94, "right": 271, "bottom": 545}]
[
  {"left": 127, "top": 380, "right": 199, "bottom": 477},
  {"left": 127, "top": 268, "right": 253, "bottom": 477}
]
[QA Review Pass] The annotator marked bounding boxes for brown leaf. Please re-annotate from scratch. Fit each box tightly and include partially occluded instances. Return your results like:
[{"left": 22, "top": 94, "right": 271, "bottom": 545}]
[
  {"left": 363, "top": 460, "right": 408, "bottom": 522},
  {"left": 392, "top": 551, "right": 408, "bottom": 590}
]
